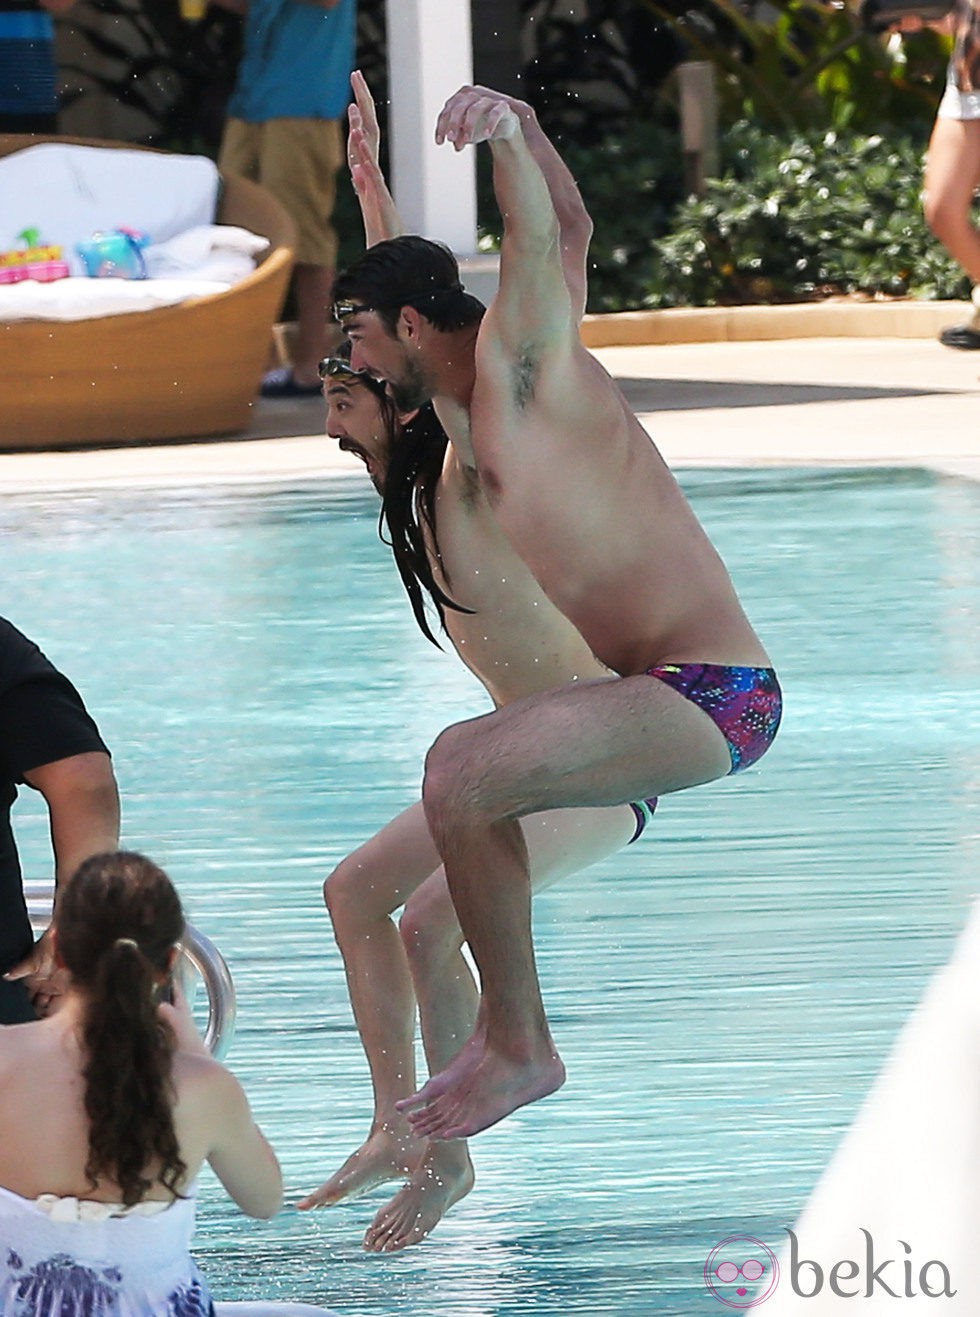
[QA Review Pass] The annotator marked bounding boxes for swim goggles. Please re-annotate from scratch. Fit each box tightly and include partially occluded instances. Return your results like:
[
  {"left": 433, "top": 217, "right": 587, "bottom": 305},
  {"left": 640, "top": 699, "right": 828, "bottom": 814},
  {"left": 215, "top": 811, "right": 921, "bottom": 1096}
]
[
  {"left": 332, "top": 285, "right": 466, "bottom": 324},
  {"left": 331, "top": 300, "right": 375, "bottom": 323},
  {"left": 317, "top": 357, "right": 388, "bottom": 398}
]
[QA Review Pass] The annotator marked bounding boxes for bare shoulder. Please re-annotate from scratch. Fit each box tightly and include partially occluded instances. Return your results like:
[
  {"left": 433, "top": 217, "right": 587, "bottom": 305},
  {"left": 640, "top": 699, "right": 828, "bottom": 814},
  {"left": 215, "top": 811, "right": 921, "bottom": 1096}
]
[
  {"left": 0, "top": 1020, "right": 49, "bottom": 1065},
  {"left": 171, "top": 1047, "right": 241, "bottom": 1107},
  {"left": 475, "top": 303, "right": 609, "bottom": 420},
  {"left": 0, "top": 1037, "right": 20, "bottom": 1083},
  {"left": 171, "top": 1050, "right": 256, "bottom": 1155}
]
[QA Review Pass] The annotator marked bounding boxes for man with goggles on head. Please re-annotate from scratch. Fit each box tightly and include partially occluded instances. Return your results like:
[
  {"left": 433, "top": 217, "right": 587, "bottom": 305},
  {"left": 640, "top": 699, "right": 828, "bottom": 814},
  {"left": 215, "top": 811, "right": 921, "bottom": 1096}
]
[
  {"left": 299, "top": 76, "right": 650, "bottom": 1254},
  {"left": 317, "top": 356, "right": 391, "bottom": 494},
  {"left": 325, "top": 76, "right": 781, "bottom": 1155}
]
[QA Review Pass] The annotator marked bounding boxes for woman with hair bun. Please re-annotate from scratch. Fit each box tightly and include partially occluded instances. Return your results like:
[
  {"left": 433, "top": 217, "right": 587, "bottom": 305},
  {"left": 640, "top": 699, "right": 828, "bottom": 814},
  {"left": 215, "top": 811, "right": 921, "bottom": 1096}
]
[{"left": 0, "top": 850, "right": 283, "bottom": 1316}]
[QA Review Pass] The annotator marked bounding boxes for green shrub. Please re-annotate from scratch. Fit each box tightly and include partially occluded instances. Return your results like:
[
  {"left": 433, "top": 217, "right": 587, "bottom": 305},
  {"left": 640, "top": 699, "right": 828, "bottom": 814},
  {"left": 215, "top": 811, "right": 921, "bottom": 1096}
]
[
  {"left": 477, "top": 118, "right": 687, "bottom": 313},
  {"left": 564, "top": 120, "right": 691, "bottom": 312},
  {"left": 638, "top": 0, "right": 947, "bottom": 135},
  {"left": 479, "top": 117, "right": 968, "bottom": 311},
  {"left": 644, "top": 121, "right": 970, "bottom": 307}
]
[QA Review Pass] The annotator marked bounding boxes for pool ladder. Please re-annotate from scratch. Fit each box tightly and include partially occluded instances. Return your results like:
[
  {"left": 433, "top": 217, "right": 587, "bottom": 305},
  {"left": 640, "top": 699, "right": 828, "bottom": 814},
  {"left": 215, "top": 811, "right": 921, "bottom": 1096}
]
[{"left": 25, "top": 880, "right": 237, "bottom": 1060}]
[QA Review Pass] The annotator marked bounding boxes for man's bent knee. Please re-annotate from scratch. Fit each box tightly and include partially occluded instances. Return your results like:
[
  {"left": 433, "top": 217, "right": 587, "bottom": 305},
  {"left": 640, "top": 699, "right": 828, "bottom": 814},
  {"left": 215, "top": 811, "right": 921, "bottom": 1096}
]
[
  {"left": 421, "top": 724, "right": 491, "bottom": 831},
  {"left": 399, "top": 887, "right": 462, "bottom": 971}
]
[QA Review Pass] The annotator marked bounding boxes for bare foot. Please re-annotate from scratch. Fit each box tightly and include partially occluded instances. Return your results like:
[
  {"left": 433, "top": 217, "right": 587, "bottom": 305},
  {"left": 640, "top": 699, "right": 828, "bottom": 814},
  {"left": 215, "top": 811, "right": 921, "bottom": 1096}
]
[
  {"left": 297, "top": 1126, "right": 424, "bottom": 1209},
  {"left": 398, "top": 1037, "right": 566, "bottom": 1140},
  {"left": 396, "top": 1030, "right": 484, "bottom": 1115},
  {"left": 363, "top": 1142, "right": 475, "bottom": 1252}
]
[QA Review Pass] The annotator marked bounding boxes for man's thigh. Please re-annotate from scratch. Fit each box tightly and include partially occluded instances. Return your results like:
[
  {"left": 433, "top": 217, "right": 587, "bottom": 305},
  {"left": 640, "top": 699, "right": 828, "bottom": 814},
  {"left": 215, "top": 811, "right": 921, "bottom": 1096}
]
[
  {"left": 256, "top": 118, "right": 343, "bottom": 268},
  {"left": 522, "top": 804, "right": 637, "bottom": 891},
  {"left": 407, "top": 801, "right": 637, "bottom": 926},
  {"left": 218, "top": 118, "right": 261, "bottom": 181},
  {"left": 429, "top": 674, "right": 732, "bottom": 818},
  {"left": 338, "top": 800, "right": 442, "bottom": 911}
]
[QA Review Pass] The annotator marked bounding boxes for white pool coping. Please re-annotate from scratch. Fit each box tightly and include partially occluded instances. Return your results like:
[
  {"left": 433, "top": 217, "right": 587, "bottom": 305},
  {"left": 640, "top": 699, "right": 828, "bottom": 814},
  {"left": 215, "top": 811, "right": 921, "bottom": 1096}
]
[{"left": 1, "top": 336, "right": 977, "bottom": 493}]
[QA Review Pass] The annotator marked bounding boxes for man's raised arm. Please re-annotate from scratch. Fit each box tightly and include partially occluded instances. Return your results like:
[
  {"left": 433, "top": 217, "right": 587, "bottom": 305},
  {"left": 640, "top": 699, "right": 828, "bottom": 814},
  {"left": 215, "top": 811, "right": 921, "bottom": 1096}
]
[
  {"left": 435, "top": 87, "right": 574, "bottom": 347},
  {"left": 347, "top": 70, "right": 403, "bottom": 248},
  {"left": 466, "top": 86, "right": 592, "bottom": 319}
]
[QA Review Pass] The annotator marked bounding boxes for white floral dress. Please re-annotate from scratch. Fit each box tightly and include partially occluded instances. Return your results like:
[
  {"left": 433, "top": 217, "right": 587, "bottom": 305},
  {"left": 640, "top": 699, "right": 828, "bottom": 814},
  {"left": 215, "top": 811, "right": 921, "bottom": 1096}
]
[{"left": 0, "top": 1183, "right": 214, "bottom": 1316}]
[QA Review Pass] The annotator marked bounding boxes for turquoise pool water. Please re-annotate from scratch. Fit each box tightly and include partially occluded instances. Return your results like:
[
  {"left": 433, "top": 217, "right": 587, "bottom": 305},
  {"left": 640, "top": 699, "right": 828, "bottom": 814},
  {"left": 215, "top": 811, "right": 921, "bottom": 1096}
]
[{"left": 2, "top": 466, "right": 977, "bottom": 1316}]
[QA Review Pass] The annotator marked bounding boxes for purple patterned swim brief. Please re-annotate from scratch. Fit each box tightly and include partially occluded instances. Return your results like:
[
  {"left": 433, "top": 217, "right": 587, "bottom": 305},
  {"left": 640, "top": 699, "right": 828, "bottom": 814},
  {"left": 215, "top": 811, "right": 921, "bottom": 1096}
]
[{"left": 647, "top": 662, "right": 782, "bottom": 774}]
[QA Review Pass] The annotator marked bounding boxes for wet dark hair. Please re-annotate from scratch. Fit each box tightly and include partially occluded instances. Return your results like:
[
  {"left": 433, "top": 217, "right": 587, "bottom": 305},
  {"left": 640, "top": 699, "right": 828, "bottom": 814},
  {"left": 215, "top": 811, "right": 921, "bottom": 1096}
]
[
  {"left": 379, "top": 401, "right": 472, "bottom": 647},
  {"left": 56, "top": 850, "right": 187, "bottom": 1207},
  {"left": 334, "top": 235, "right": 485, "bottom": 335}
]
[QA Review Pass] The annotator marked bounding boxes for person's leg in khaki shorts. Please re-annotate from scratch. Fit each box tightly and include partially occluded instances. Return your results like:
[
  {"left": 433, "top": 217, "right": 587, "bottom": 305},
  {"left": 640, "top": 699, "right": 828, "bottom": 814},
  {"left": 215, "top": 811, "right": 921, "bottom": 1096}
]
[{"left": 256, "top": 118, "right": 344, "bottom": 394}]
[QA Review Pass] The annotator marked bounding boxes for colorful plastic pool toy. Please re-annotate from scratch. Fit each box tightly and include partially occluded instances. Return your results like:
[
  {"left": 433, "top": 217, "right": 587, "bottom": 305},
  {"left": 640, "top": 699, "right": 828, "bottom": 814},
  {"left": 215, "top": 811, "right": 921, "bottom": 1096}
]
[
  {"left": 75, "top": 227, "right": 148, "bottom": 280},
  {"left": 0, "top": 227, "right": 69, "bottom": 284}
]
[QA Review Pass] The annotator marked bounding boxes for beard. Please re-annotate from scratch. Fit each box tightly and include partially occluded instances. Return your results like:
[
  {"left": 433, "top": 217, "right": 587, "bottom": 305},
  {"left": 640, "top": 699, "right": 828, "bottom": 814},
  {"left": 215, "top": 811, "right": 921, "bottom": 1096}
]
[{"left": 389, "top": 355, "right": 431, "bottom": 412}]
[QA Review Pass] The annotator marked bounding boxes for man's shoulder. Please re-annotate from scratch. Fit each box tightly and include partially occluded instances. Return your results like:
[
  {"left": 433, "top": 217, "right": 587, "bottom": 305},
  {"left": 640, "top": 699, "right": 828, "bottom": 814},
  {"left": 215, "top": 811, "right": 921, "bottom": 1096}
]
[
  {"left": 0, "top": 619, "right": 58, "bottom": 697},
  {"left": 476, "top": 295, "right": 581, "bottom": 359},
  {"left": 472, "top": 308, "right": 587, "bottom": 423}
]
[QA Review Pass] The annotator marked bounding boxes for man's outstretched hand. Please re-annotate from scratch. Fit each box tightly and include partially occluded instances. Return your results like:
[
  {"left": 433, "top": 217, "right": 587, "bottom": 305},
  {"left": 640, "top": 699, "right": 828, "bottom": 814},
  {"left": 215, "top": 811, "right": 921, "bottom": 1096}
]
[
  {"left": 4, "top": 929, "right": 67, "bottom": 1017},
  {"left": 346, "top": 68, "right": 402, "bottom": 245},
  {"left": 436, "top": 86, "right": 521, "bottom": 150},
  {"left": 348, "top": 68, "right": 381, "bottom": 175}
]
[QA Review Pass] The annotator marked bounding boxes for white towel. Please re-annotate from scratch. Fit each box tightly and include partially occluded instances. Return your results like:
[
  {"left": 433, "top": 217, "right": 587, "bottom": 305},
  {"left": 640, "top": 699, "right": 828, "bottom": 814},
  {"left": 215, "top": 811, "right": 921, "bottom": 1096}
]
[
  {"left": 0, "top": 276, "right": 232, "bottom": 321},
  {"left": 143, "top": 224, "right": 269, "bottom": 283}
]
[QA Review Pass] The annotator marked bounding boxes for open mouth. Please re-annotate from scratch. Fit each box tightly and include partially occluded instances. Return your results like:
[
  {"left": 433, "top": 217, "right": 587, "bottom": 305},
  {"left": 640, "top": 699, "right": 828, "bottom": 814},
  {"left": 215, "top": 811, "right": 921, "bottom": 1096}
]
[{"left": 338, "top": 439, "right": 374, "bottom": 477}]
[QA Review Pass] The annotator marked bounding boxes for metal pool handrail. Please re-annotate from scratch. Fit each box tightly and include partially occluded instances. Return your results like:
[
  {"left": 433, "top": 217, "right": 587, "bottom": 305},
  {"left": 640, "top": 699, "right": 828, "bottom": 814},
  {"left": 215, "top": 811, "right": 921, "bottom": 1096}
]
[{"left": 24, "top": 880, "right": 237, "bottom": 1060}]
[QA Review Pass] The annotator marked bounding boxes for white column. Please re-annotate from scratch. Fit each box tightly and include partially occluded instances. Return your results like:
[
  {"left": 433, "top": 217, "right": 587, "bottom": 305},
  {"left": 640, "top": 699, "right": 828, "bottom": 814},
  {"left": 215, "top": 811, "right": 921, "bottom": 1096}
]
[
  {"left": 385, "top": 0, "right": 476, "bottom": 250},
  {"left": 385, "top": 0, "right": 498, "bottom": 301}
]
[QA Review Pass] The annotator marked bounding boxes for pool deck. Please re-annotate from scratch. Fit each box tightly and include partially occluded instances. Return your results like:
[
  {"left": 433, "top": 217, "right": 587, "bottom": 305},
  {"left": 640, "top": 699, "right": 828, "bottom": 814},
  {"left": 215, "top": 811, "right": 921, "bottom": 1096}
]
[{"left": 2, "top": 311, "right": 978, "bottom": 491}]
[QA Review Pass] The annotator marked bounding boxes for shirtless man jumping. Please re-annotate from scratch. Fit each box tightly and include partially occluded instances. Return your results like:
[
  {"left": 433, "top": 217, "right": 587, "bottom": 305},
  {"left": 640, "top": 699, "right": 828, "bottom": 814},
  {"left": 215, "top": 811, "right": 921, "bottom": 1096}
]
[
  {"left": 332, "top": 85, "right": 782, "bottom": 1144},
  {"left": 298, "top": 74, "right": 646, "bottom": 1251}
]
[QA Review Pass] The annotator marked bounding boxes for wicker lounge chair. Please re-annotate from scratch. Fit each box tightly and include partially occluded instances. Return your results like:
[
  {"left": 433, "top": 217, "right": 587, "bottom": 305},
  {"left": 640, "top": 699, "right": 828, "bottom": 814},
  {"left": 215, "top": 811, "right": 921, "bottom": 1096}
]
[{"left": 0, "top": 134, "right": 295, "bottom": 450}]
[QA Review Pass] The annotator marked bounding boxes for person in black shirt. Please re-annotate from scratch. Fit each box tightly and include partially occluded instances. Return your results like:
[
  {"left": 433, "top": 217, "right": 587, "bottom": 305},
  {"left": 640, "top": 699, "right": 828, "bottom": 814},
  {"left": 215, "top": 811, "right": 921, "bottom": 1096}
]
[{"left": 0, "top": 617, "right": 119, "bottom": 1022}]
